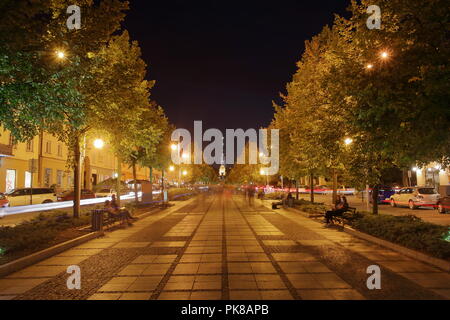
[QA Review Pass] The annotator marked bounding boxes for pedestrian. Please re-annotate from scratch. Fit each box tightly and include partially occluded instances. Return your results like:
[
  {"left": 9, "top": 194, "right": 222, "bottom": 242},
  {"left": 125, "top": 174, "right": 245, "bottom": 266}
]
[
  {"left": 325, "top": 196, "right": 349, "bottom": 225},
  {"left": 247, "top": 184, "right": 256, "bottom": 207}
]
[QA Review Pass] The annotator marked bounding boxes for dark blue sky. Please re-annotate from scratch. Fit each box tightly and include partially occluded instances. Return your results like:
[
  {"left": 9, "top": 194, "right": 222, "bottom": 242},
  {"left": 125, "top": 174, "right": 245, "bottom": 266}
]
[{"left": 123, "top": 0, "right": 349, "bottom": 132}]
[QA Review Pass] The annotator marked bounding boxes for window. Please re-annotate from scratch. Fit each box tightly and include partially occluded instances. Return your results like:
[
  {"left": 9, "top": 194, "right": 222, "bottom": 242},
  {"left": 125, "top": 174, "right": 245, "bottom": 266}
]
[
  {"left": 5, "top": 169, "right": 16, "bottom": 192},
  {"left": 57, "top": 144, "right": 63, "bottom": 157},
  {"left": 44, "top": 168, "right": 52, "bottom": 187},
  {"left": 25, "top": 171, "right": 32, "bottom": 188},
  {"left": 57, "top": 170, "right": 63, "bottom": 187},
  {"left": 68, "top": 175, "right": 74, "bottom": 188},
  {"left": 9, "top": 134, "right": 17, "bottom": 149},
  {"left": 45, "top": 141, "right": 52, "bottom": 154},
  {"left": 26, "top": 140, "right": 34, "bottom": 152}
]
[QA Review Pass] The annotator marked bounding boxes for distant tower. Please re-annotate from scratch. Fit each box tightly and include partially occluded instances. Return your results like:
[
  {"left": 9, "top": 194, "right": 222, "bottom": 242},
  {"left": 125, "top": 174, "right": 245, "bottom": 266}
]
[{"left": 219, "top": 137, "right": 226, "bottom": 178}]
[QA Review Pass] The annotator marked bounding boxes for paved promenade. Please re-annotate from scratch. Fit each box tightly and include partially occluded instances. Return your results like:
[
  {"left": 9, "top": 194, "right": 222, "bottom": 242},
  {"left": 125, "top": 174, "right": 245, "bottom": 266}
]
[{"left": 0, "top": 191, "right": 449, "bottom": 300}]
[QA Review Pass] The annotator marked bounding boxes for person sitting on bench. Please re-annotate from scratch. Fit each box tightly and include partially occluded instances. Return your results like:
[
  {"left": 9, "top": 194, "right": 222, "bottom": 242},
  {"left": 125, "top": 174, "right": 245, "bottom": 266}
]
[
  {"left": 107, "top": 197, "right": 136, "bottom": 224},
  {"left": 325, "top": 196, "right": 349, "bottom": 225}
]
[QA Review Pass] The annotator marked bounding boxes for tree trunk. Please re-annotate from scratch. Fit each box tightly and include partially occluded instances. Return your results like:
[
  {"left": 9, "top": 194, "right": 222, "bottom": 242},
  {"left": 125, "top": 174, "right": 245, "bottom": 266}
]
[
  {"left": 132, "top": 161, "right": 138, "bottom": 204},
  {"left": 372, "top": 184, "right": 379, "bottom": 215},
  {"left": 309, "top": 174, "right": 315, "bottom": 203},
  {"left": 116, "top": 157, "right": 122, "bottom": 207},
  {"left": 73, "top": 135, "right": 81, "bottom": 219},
  {"left": 161, "top": 169, "right": 165, "bottom": 202},
  {"left": 332, "top": 168, "right": 338, "bottom": 204},
  {"left": 295, "top": 180, "right": 299, "bottom": 200},
  {"left": 149, "top": 167, "right": 153, "bottom": 202}
]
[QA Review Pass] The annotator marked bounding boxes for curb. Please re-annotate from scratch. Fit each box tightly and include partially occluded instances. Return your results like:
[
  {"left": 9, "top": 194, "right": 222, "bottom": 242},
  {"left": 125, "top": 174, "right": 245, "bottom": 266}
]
[
  {"left": 284, "top": 206, "right": 450, "bottom": 272},
  {"left": 0, "top": 231, "right": 103, "bottom": 278}
]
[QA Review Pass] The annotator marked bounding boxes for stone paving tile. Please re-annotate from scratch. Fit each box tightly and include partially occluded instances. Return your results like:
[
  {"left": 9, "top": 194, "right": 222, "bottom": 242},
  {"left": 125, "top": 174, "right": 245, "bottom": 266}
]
[
  {"left": 112, "top": 242, "right": 150, "bottom": 248},
  {"left": 379, "top": 261, "right": 440, "bottom": 273},
  {"left": 119, "top": 292, "right": 152, "bottom": 300},
  {"left": 57, "top": 248, "right": 103, "bottom": 257},
  {"left": 150, "top": 241, "right": 186, "bottom": 248},
  {"left": 132, "top": 254, "right": 177, "bottom": 264},
  {"left": 88, "top": 293, "right": 121, "bottom": 300},
  {"left": 398, "top": 273, "right": 450, "bottom": 288},
  {"left": 6, "top": 266, "right": 66, "bottom": 278},
  {"left": 37, "top": 256, "right": 88, "bottom": 266},
  {"left": 0, "top": 278, "right": 50, "bottom": 295},
  {"left": 229, "top": 290, "right": 262, "bottom": 300},
  {"left": 271, "top": 253, "right": 317, "bottom": 262}
]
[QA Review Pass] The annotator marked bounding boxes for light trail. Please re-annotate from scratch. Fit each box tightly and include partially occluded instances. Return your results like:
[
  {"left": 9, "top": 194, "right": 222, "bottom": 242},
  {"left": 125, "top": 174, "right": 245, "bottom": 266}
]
[{"left": 0, "top": 191, "right": 161, "bottom": 218}]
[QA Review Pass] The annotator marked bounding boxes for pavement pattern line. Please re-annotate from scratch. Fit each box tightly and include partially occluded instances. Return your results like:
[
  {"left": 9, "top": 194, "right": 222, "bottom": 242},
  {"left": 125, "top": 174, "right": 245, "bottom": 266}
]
[
  {"left": 0, "top": 197, "right": 199, "bottom": 300},
  {"left": 257, "top": 198, "right": 449, "bottom": 299}
]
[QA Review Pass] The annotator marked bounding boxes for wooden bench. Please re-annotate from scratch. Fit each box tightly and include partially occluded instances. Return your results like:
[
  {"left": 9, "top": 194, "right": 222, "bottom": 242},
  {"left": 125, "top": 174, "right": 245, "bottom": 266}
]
[{"left": 329, "top": 207, "right": 357, "bottom": 226}]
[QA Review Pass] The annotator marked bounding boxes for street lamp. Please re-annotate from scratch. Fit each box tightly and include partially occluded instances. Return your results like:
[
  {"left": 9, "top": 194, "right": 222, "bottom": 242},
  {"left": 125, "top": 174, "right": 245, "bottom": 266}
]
[
  {"left": 380, "top": 51, "right": 389, "bottom": 60},
  {"left": 93, "top": 139, "right": 104, "bottom": 149},
  {"left": 365, "top": 63, "right": 374, "bottom": 70},
  {"left": 169, "top": 165, "right": 175, "bottom": 172},
  {"left": 56, "top": 50, "right": 66, "bottom": 60},
  {"left": 260, "top": 168, "right": 269, "bottom": 187},
  {"left": 171, "top": 144, "right": 178, "bottom": 151},
  {"left": 344, "top": 138, "right": 353, "bottom": 146},
  {"left": 182, "top": 170, "right": 188, "bottom": 176}
]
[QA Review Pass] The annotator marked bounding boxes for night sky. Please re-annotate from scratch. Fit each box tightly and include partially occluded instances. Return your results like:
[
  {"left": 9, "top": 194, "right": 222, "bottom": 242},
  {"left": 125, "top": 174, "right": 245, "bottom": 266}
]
[{"left": 123, "top": 0, "right": 349, "bottom": 133}]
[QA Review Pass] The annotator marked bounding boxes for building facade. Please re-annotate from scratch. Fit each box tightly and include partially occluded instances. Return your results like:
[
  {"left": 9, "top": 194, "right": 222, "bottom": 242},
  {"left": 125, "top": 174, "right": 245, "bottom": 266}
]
[{"left": 0, "top": 128, "right": 154, "bottom": 193}]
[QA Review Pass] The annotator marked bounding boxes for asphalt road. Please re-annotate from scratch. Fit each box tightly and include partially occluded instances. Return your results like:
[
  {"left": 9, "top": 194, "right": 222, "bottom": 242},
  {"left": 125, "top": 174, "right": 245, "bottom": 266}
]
[{"left": 1, "top": 191, "right": 449, "bottom": 300}]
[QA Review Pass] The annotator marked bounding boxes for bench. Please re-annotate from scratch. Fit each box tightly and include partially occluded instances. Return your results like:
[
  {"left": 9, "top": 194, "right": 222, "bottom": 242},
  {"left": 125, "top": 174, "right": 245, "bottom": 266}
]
[
  {"left": 329, "top": 207, "right": 357, "bottom": 226},
  {"left": 103, "top": 208, "right": 128, "bottom": 228}
]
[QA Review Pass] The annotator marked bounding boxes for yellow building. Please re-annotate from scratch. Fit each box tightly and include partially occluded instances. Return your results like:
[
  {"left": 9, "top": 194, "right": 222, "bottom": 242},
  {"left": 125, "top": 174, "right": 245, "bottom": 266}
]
[{"left": 0, "top": 128, "right": 154, "bottom": 193}]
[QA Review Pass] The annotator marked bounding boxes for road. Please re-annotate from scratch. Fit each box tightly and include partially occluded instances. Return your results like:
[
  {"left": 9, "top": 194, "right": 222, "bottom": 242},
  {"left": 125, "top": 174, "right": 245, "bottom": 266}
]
[
  {"left": 0, "top": 191, "right": 449, "bottom": 300},
  {"left": 308, "top": 194, "right": 450, "bottom": 226}
]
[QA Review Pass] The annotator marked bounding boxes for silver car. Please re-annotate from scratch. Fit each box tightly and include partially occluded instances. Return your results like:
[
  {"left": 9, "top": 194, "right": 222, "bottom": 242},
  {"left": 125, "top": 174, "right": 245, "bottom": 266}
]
[{"left": 390, "top": 187, "right": 440, "bottom": 210}]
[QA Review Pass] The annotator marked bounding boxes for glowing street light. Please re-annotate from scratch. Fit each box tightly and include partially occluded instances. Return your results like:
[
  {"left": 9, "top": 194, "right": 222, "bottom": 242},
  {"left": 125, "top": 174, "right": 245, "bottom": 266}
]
[
  {"left": 366, "top": 63, "right": 374, "bottom": 70},
  {"left": 412, "top": 167, "right": 419, "bottom": 172},
  {"left": 171, "top": 144, "right": 178, "bottom": 151},
  {"left": 169, "top": 165, "right": 175, "bottom": 172},
  {"left": 380, "top": 51, "right": 389, "bottom": 59},
  {"left": 93, "top": 139, "right": 104, "bottom": 149},
  {"left": 344, "top": 138, "right": 353, "bottom": 146},
  {"left": 182, "top": 153, "right": 189, "bottom": 159},
  {"left": 182, "top": 170, "right": 188, "bottom": 176},
  {"left": 56, "top": 50, "right": 66, "bottom": 59}
]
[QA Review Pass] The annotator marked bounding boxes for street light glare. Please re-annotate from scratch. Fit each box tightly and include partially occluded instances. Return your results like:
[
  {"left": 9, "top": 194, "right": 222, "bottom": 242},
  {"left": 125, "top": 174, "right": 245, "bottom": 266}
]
[
  {"left": 169, "top": 165, "right": 175, "bottom": 172},
  {"left": 93, "top": 139, "right": 104, "bottom": 149},
  {"left": 182, "top": 153, "right": 189, "bottom": 159},
  {"left": 171, "top": 144, "right": 178, "bottom": 151},
  {"left": 260, "top": 168, "right": 265, "bottom": 175},
  {"left": 182, "top": 170, "right": 188, "bottom": 176},
  {"left": 344, "top": 138, "right": 353, "bottom": 145},
  {"left": 380, "top": 51, "right": 389, "bottom": 59},
  {"left": 366, "top": 63, "right": 374, "bottom": 70},
  {"left": 56, "top": 51, "right": 66, "bottom": 59}
]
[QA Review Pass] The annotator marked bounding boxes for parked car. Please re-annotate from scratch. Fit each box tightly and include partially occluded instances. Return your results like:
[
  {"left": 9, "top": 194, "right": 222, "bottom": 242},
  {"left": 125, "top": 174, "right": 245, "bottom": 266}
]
[
  {"left": 4, "top": 188, "right": 57, "bottom": 206},
  {"left": 390, "top": 187, "right": 440, "bottom": 210},
  {"left": 369, "top": 186, "right": 396, "bottom": 204},
  {"left": 437, "top": 195, "right": 450, "bottom": 214},
  {"left": 58, "top": 189, "right": 96, "bottom": 201},
  {"left": 0, "top": 193, "right": 9, "bottom": 208},
  {"left": 95, "top": 188, "right": 115, "bottom": 198}
]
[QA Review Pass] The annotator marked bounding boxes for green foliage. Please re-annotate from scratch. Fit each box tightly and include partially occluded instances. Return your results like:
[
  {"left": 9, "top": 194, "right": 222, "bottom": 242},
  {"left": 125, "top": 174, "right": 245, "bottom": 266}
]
[
  {"left": 0, "top": 210, "right": 91, "bottom": 256},
  {"left": 348, "top": 213, "right": 450, "bottom": 260}
]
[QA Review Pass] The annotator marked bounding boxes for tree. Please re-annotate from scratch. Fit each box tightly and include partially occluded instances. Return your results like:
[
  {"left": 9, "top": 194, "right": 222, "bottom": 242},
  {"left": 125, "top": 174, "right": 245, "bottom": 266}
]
[
  {"left": 273, "top": 27, "right": 349, "bottom": 203},
  {"left": 327, "top": 0, "right": 450, "bottom": 213},
  {"left": 123, "top": 102, "right": 169, "bottom": 203}
]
